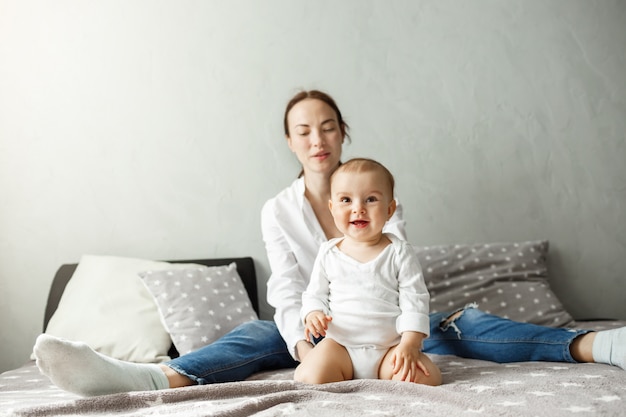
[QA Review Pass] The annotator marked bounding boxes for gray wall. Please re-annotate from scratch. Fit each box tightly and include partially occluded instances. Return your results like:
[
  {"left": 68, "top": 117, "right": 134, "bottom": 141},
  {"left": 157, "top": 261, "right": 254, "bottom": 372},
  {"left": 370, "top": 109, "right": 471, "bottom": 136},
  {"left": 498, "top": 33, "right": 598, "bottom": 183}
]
[{"left": 1, "top": 0, "right": 624, "bottom": 373}]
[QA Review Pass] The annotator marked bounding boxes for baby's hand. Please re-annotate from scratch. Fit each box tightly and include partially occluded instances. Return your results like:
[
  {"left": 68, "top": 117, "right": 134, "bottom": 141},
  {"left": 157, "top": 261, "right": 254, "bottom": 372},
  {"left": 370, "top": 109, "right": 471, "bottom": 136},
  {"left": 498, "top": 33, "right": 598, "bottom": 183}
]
[
  {"left": 392, "top": 332, "right": 429, "bottom": 382},
  {"left": 304, "top": 311, "right": 332, "bottom": 342},
  {"left": 392, "top": 351, "right": 430, "bottom": 382}
]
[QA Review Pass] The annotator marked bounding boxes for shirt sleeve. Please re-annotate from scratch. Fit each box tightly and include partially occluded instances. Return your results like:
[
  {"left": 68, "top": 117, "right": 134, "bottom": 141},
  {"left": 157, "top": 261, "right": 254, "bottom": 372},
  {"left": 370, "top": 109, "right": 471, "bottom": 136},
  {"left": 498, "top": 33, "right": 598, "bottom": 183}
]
[
  {"left": 261, "top": 198, "right": 309, "bottom": 360},
  {"left": 395, "top": 242, "right": 431, "bottom": 338},
  {"left": 301, "top": 245, "right": 331, "bottom": 322},
  {"left": 383, "top": 199, "right": 407, "bottom": 241}
]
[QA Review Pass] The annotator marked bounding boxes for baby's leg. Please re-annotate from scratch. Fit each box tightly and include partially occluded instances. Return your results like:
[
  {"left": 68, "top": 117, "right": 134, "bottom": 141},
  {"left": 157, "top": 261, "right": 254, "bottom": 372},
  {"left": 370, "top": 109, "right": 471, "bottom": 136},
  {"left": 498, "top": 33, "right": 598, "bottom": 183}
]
[
  {"left": 379, "top": 346, "right": 442, "bottom": 386},
  {"left": 293, "top": 338, "right": 353, "bottom": 384}
]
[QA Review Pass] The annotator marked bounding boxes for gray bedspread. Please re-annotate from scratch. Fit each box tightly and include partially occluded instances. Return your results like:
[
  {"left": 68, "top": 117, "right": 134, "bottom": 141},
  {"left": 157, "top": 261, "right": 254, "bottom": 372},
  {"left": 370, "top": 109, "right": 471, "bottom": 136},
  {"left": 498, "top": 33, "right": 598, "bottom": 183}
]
[{"left": 2, "top": 323, "right": 625, "bottom": 417}]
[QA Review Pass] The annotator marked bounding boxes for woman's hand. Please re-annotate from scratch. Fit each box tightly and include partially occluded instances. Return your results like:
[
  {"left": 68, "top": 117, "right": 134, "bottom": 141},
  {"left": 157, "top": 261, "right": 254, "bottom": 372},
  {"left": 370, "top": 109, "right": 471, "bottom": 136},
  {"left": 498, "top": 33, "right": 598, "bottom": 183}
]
[
  {"left": 304, "top": 310, "right": 332, "bottom": 342},
  {"left": 391, "top": 332, "right": 429, "bottom": 382}
]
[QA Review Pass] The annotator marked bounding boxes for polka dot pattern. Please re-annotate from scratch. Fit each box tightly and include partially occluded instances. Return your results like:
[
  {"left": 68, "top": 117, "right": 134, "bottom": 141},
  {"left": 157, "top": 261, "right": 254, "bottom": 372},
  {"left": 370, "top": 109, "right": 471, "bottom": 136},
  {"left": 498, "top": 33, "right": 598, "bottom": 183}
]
[
  {"left": 417, "top": 240, "right": 575, "bottom": 327},
  {"left": 139, "top": 262, "right": 258, "bottom": 355}
]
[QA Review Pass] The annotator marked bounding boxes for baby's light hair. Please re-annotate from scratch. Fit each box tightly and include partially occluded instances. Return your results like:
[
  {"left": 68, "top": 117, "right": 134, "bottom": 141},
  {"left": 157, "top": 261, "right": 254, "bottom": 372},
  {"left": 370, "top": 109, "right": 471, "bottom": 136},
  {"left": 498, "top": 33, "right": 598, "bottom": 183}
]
[{"left": 330, "top": 158, "right": 395, "bottom": 199}]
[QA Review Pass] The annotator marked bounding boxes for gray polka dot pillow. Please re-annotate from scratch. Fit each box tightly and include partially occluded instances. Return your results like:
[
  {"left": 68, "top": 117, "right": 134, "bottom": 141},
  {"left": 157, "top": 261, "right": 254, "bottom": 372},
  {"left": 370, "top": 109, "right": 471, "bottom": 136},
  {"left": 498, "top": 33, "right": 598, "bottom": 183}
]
[
  {"left": 417, "top": 240, "right": 575, "bottom": 327},
  {"left": 139, "top": 262, "right": 258, "bottom": 355}
]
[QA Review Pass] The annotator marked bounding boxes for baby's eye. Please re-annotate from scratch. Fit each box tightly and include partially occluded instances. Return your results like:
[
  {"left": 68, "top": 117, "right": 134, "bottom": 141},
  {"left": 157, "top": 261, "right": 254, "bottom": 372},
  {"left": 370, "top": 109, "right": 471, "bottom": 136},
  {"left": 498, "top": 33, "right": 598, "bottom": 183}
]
[
  {"left": 339, "top": 197, "right": 351, "bottom": 203},
  {"left": 366, "top": 196, "right": 378, "bottom": 203}
]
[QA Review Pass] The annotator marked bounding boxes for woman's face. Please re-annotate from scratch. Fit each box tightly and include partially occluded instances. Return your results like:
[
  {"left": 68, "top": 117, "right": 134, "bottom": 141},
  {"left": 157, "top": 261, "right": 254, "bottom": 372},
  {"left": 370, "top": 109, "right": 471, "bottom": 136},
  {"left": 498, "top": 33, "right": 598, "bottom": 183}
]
[{"left": 286, "top": 98, "right": 344, "bottom": 176}]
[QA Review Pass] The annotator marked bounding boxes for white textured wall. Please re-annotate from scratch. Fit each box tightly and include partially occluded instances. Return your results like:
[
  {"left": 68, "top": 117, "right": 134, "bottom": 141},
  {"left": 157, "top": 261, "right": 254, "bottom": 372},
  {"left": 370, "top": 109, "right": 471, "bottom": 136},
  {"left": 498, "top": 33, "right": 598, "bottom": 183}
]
[{"left": 0, "top": 0, "right": 624, "bottom": 372}]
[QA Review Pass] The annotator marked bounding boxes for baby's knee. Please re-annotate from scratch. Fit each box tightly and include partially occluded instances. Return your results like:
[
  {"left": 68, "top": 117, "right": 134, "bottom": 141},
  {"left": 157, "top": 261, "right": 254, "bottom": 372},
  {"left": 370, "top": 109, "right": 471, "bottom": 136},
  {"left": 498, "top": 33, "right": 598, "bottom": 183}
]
[
  {"left": 293, "top": 363, "right": 324, "bottom": 384},
  {"left": 411, "top": 355, "right": 442, "bottom": 386},
  {"left": 293, "top": 364, "right": 306, "bottom": 383},
  {"left": 419, "top": 362, "right": 442, "bottom": 386}
]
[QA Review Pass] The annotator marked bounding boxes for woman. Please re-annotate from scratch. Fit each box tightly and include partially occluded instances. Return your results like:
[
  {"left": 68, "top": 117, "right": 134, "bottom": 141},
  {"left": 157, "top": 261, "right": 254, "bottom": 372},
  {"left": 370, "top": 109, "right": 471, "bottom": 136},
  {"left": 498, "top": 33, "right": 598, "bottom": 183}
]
[{"left": 34, "top": 89, "right": 625, "bottom": 396}]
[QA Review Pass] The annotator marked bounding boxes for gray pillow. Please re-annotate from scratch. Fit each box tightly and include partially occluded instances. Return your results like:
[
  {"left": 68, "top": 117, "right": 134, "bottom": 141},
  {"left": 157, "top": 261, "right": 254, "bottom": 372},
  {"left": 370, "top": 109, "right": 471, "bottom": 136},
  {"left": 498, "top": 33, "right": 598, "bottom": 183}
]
[
  {"left": 139, "top": 262, "right": 258, "bottom": 355},
  {"left": 417, "top": 240, "right": 575, "bottom": 327}
]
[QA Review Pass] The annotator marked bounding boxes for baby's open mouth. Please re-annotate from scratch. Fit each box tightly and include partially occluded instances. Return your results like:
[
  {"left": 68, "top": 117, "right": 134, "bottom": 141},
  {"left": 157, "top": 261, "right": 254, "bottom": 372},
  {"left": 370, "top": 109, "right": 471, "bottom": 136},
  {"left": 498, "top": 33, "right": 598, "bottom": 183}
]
[{"left": 350, "top": 220, "right": 369, "bottom": 227}]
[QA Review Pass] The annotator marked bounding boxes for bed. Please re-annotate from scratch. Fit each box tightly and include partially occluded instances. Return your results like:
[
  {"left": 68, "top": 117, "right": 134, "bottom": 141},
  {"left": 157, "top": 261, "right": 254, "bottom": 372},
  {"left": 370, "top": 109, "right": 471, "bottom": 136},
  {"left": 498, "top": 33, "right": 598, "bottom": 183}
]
[{"left": 1, "top": 240, "right": 625, "bottom": 417}]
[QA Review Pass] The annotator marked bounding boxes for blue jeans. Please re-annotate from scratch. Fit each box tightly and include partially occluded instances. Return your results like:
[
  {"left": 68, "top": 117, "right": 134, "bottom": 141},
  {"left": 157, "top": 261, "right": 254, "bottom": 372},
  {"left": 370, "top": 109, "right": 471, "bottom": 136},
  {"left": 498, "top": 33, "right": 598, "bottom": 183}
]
[
  {"left": 424, "top": 304, "right": 589, "bottom": 363},
  {"left": 166, "top": 320, "right": 298, "bottom": 384},
  {"left": 166, "top": 305, "right": 589, "bottom": 384}
]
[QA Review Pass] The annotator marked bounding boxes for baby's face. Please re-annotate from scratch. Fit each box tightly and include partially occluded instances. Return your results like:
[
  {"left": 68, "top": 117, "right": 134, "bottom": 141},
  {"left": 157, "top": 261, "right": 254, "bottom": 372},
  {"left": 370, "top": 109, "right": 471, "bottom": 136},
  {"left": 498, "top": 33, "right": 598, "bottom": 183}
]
[{"left": 329, "top": 170, "right": 395, "bottom": 242}]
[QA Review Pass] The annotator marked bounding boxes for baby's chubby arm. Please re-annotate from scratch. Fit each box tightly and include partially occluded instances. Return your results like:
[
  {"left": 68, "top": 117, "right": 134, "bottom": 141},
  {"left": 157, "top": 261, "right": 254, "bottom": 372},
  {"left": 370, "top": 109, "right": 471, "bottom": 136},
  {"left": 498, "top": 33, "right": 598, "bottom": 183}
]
[{"left": 303, "top": 310, "right": 332, "bottom": 342}]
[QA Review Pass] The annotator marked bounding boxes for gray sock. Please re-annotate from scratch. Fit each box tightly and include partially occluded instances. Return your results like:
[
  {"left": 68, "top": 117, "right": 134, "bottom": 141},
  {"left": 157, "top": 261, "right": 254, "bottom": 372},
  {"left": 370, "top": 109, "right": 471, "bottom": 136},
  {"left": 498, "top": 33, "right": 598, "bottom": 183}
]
[
  {"left": 34, "top": 334, "right": 170, "bottom": 396},
  {"left": 591, "top": 327, "right": 626, "bottom": 370}
]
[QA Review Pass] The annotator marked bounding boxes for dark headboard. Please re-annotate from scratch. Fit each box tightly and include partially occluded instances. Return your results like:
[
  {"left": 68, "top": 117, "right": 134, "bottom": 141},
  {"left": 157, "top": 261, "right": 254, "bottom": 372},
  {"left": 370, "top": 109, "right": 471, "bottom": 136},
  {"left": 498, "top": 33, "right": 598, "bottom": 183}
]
[{"left": 43, "top": 257, "right": 259, "bottom": 358}]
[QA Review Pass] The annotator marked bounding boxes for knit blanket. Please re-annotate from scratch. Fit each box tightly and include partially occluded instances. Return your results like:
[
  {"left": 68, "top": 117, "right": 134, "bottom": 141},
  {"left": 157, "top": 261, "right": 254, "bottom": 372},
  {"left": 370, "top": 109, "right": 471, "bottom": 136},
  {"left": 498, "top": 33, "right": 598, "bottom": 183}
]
[{"left": 2, "top": 347, "right": 625, "bottom": 417}]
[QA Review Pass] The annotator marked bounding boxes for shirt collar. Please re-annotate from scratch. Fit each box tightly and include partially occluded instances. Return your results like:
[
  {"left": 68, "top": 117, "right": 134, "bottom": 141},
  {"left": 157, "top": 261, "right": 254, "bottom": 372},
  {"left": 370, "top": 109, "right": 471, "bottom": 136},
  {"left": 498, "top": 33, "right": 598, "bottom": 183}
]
[
  {"left": 294, "top": 176, "right": 306, "bottom": 210},
  {"left": 294, "top": 176, "right": 327, "bottom": 245}
]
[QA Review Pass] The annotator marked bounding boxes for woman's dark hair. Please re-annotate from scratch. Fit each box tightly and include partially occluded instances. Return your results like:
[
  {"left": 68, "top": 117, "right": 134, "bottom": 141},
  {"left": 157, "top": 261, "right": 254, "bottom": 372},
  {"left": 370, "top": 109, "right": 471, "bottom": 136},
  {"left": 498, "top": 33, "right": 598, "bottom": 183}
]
[{"left": 283, "top": 90, "right": 351, "bottom": 141}]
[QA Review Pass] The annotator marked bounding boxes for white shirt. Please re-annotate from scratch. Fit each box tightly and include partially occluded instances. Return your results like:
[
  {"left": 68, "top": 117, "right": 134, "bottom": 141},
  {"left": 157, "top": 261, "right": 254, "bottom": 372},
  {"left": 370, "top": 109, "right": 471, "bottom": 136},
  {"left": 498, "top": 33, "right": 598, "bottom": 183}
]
[
  {"left": 301, "top": 233, "right": 430, "bottom": 349},
  {"left": 261, "top": 177, "right": 407, "bottom": 359}
]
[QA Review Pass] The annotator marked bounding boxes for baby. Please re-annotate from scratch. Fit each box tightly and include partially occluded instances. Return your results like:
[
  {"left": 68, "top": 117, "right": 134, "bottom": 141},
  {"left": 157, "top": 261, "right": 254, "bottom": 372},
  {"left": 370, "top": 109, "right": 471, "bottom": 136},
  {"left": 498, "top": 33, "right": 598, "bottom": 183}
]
[{"left": 294, "top": 158, "right": 441, "bottom": 385}]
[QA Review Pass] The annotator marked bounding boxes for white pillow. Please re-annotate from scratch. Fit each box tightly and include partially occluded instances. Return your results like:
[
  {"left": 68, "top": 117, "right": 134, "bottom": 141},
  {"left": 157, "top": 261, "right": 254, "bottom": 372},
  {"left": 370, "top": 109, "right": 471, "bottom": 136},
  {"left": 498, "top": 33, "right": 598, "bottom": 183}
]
[{"left": 39, "top": 255, "right": 202, "bottom": 363}]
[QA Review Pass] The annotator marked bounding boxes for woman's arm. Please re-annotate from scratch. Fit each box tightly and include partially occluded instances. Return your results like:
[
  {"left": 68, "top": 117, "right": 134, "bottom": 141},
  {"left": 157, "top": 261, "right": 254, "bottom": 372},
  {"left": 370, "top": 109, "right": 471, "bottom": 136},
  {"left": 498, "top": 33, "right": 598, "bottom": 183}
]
[{"left": 261, "top": 199, "right": 310, "bottom": 360}]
